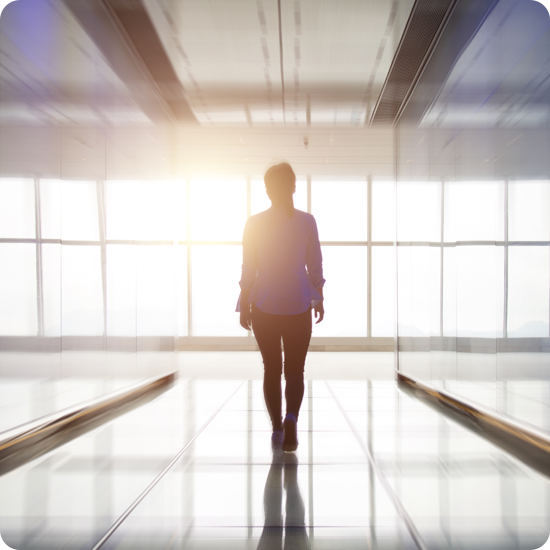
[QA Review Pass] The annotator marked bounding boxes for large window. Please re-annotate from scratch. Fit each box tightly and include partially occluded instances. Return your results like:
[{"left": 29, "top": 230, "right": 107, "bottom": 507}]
[
  {"left": 397, "top": 180, "right": 549, "bottom": 339},
  {"left": 0, "top": 179, "right": 35, "bottom": 239},
  {"left": 0, "top": 176, "right": 396, "bottom": 342},
  {"left": 0, "top": 244, "right": 37, "bottom": 335},
  {"left": 2, "top": 177, "right": 548, "bottom": 342}
]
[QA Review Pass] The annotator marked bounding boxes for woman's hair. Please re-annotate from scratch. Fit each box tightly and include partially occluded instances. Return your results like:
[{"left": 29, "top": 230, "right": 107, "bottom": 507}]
[{"left": 264, "top": 163, "right": 296, "bottom": 204}]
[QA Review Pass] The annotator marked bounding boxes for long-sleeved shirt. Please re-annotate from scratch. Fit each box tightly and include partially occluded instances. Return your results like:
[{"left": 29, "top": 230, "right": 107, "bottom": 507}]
[{"left": 237, "top": 205, "right": 325, "bottom": 315}]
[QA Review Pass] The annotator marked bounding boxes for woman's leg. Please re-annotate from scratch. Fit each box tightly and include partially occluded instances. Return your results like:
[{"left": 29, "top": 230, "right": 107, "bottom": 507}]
[
  {"left": 252, "top": 305, "right": 284, "bottom": 431},
  {"left": 281, "top": 308, "right": 312, "bottom": 419}
]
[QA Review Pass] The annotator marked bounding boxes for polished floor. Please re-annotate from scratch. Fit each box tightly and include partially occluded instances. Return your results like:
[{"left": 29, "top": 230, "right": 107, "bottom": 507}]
[
  {"left": 0, "top": 353, "right": 549, "bottom": 549},
  {"left": 0, "top": 351, "right": 392, "bottom": 433}
]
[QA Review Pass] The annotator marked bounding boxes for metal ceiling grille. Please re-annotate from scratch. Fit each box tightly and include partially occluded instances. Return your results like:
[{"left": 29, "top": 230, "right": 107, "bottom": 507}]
[
  {"left": 398, "top": 0, "right": 500, "bottom": 125},
  {"left": 370, "top": 0, "right": 498, "bottom": 126},
  {"left": 370, "top": 0, "right": 458, "bottom": 125}
]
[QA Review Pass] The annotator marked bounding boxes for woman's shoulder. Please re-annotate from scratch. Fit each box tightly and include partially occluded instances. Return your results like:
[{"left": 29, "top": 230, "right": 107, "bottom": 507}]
[
  {"left": 294, "top": 209, "right": 317, "bottom": 226},
  {"left": 293, "top": 208, "right": 314, "bottom": 220},
  {"left": 247, "top": 208, "right": 272, "bottom": 224},
  {"left": 247, "top": 207, "right": 270, "bottom": 220}
]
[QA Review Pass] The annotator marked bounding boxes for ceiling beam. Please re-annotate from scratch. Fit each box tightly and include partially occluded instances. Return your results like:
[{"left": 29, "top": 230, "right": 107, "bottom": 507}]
[{"left": 64, "top": 0, "right": 197, "bottom": 125}]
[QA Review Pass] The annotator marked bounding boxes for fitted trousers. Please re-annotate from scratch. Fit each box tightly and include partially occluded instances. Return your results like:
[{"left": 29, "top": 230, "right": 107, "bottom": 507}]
[{"left": 251, "top": 304, "right": 312, "bottom": 429}]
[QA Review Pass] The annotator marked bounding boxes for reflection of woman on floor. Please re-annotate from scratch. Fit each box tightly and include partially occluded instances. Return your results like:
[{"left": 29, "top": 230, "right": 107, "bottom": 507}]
[
  {"left": 238, "top": 163, "right": 325, "bottom": 452},
  {"left": 257, "top": 451, "right": 310, "bottom": 550}
]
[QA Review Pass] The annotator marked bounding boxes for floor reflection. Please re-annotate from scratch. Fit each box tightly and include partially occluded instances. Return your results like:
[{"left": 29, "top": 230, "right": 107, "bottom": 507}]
[
  {"left": 258, "top": 449, "right": 310, "bottom": 550},
  {"left": 0, "top": 374, "right": 549, "bottom": 549}
]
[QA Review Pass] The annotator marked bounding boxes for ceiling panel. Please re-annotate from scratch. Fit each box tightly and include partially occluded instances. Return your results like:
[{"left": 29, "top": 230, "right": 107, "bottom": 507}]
[
  {"left": 0, "top": 0, "right": 417, "bottom": 129},
  {"left": 144, "top": 0, "right": 415, "bottom": 127}
]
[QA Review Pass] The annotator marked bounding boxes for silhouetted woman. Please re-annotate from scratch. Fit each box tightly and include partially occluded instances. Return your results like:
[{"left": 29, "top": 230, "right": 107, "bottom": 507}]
[{"left": 238, "top": 163, "right": 324, "bottom": 452}]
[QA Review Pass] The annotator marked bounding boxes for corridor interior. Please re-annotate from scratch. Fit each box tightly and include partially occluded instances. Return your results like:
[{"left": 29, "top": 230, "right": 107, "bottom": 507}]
[
  {"left": 0, "top": 352, "right": 548, "bottom": 550},
  {"left": 1, "top": 0, "right": 550, "bottom": 548}
]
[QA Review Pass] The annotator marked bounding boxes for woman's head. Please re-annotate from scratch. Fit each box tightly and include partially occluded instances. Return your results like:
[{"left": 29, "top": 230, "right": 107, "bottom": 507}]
[{"left": 264, "top": 163, "right": 296, "bottom": 204}]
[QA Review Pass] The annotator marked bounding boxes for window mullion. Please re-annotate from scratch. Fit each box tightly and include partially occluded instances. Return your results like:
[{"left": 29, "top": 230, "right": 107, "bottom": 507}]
[
  {"left": 367, "top": 176, "right": 372, "bottom": 339},
  {"left": 187, "top": 177, "right": 193, "bottom": 337},
  {"left": 504, "top": 179, "right": 509, "bottom": 339},
  {"left": 34, "top": 177, "right": 44, "bottom": 337},
  {"left": 246, "top": 175, "right": 252, "bottom": 344},
  {"left": 440, "top": 179, "right": 444, "bottom": 338},
  {"left": 307, "top": 175, "right": 311, "bottom": 214},
  {"left": 96, "top": 180, "right": 107, "bottom": 338}
]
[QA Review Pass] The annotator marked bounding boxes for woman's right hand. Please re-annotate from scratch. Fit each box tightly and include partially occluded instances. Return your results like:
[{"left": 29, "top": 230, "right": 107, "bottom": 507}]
[{"left": 240, "top": 308, "right": 252, "bottom": 331}]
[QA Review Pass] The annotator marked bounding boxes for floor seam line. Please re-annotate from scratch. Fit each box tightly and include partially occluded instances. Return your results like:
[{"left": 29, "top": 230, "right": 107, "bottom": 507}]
[
  {"left": 325, "top": 380, "right": 429, "bottom": 550},
  {"left": 90, "top": 380, "right": 246, "bottom": 550}
]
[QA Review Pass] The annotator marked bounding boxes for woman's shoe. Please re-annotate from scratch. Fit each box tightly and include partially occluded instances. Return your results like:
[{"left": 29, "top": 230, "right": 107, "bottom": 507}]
[
  {"left": 271, "top": 430, "right": 284, "bottom": 444},
  {"left": 282, "top": 413, "right": 298, "bottom": 452}
]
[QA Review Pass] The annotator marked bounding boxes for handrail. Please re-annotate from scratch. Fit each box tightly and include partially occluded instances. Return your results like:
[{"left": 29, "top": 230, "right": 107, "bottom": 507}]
[
  {"left": 398, "top": 371, "right": 550, "bottom": 476},
  {"left": 0, "top": 371, "right": 176, "bottom": 474}
]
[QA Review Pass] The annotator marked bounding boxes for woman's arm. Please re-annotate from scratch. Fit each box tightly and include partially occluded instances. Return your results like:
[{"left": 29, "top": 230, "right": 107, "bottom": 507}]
[
  {"left": 307, "top": 216, "right": 325, "bottom": 323},
  {"left": 239, "top": 218, "right": 255, "bottom": 331}
]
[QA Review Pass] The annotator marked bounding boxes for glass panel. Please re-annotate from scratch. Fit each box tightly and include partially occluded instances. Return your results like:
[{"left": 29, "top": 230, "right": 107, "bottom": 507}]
[
  {"left": 60, "top": 180, "right": 99, "bottom": 241},
  {"left": 136, "top": 245, "right": 177, "bottom": 336},
  {"left": 508, "top": 246, "right": 549, "bottom": 337},
  {"left": 61, "top": 246, "right": 103, "bottom": 335},
  {"left": 192, "top": 245, "right": 245, "bottom": 336},
  {"left": 106, "top": 244, "right": 136, "bottom": 336},
  {"left": 445, "top": 181, "right": 504, "bottom": 242},
  {"left": 40, "top": 179, "right": 61, "bottom": 239},
  {"left": 106, "top": 180, "right": 184, "bottom": 241},
  {"left": 177, "top": 246, "right": 188, "bottom": 337},
  {"left": 372, "top": 181, "right": 395, "bottom": 242},
  {"left": 397, "top": 182, "right": 440, "bottom": 242},
  {"left": 509, "top": 181, "right": 550, "bottom": 241},
  {"left": 251, "top": 180, "right": 307, "bottom": 215},
  {"left": 42, "top": 244, "right": 61, "bottom": 336},
  {"left": 41, "top": 180, "right": 99, "bottom": 241},
  {"left": 397, "top": 246, "right": 440, "bottom": 337},
  {"left": 0, "top": 244, "right": 37, "bottom": 335},
  {"left": 456, "top": 246, "right": 504, "bottom": 337},
  {"left": 313, "top": 246, "right": 367, "bottom": 337},
  {"left": 294, "top": 180, "right": 308, "bottom": 212},
  {"left": 251, "top": 180, "right": 271, "bottom": 216},
  {"left": 176, "top": 182, "right": 187, "bottom": 241},
  {"left": 190, "top": 180, "right": 246, "bottom": 241},
  {"left": 0, "top": 178, "right": 35, "bottom": 239},
  {"left": 371, "top": 246, "right": 395, "bottom": 336},
  {"left": 311, "top": 181, "right": 367, "bottom": 241},
  {"left": 442, "top": 247, "right": 457, "bottom": 337}
]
